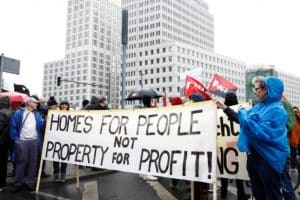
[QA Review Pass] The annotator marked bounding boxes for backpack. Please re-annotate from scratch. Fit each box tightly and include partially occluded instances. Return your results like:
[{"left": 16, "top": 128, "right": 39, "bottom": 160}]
[{"left": 289, "top": 111, "right": 300, "bottom": 148}]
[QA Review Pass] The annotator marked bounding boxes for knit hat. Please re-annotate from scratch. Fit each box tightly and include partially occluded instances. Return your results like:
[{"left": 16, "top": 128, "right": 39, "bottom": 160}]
[
  {"left": 82, "top": 99, "right": 89, "bottom": 107},
  {"left": 47, "top": 96, "right": 58, "bottom": 106},
  {"left": 224, "top": 92, "right": 238, "bottom": 106},
  {"left": 189, "top": 93, "right": 204, "bottom": 102},
  {"left": 170, "top": 96, "right": 183, "bottom": 105}
]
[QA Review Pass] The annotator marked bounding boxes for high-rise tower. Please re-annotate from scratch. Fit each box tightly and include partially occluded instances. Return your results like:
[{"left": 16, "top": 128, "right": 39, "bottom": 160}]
[
  {"left": 122, "top": 0, "right": 246, "bottom": 105},
  {"left": 43, "top": 0, "right": 121, "bottom": 108}
]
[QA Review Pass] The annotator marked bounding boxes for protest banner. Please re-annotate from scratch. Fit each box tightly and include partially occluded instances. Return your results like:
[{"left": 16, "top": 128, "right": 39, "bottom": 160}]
[
  {"left": 216, "top": 104, "right": 250, "bottom": 180},
  {"left": 40, "top": 101, "right": 217, "bottom": 183}
]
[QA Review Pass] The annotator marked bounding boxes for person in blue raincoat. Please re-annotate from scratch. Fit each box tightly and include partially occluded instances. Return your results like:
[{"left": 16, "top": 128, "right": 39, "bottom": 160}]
[{"left": 237, "top": 76, "right": 290, "bottom": 200}]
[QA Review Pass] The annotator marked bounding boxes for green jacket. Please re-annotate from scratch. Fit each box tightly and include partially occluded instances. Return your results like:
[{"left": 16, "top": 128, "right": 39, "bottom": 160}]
[{"left": 282, "top": 100, "right": 295, "bottom": 135}]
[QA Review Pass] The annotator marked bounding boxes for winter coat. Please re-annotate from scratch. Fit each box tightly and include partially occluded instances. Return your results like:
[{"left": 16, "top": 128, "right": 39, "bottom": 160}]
[
  {"left": 0, "top": 96, "right": 12, "bottom": 146},
  {"left": 237, "top": 76, "right": 289, "bottom": 173},
  {"left": 84, "top": 96, "right": 109, "bottom": 110},
  {"left": 9, "top": 108, "right": 45, "bottom": 153}
]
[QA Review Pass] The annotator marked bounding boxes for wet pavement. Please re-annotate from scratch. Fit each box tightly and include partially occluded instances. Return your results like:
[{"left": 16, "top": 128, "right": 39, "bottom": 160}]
[{"left": 1, "top": 162, "right": 300, "bottom": 200}]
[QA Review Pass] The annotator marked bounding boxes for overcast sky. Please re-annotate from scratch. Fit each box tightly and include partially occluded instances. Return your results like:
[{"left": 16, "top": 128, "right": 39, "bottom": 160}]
[{"left": 1, "top": 0, "right": 299, "bottom": 96}]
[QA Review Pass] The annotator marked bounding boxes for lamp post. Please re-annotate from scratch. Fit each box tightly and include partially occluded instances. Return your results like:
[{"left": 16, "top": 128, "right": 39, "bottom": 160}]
[{"left": 121, "top": 9, "right": 128, "bottom": 109}]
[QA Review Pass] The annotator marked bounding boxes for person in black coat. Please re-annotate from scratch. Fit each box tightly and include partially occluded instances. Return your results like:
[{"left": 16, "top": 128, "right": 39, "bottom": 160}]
[
  {"left": 84, "top": 96, "right": 108, "bottom": 171},
  {"left": 84, "top": 96, "right": 109, "bottom": 110},
  {"left": 215, "top": 93, "right": 250, "bottom": 200},
  {"left": 0, "top": 96, "right": 12, "bottom": 191}
]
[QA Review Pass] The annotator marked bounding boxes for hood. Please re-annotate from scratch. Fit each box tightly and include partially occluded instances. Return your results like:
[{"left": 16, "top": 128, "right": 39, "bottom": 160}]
[
  {"left": 264, "top": 76, "right": 284, "bottom": 103},
  {"left": 90, "top": 96, "right": 100, "bottom": 105},
  {"left": 0, "top": 96, "right": 10, "bottom": 109},
  {"left": 237, "top": 77, "right": 289, "bottom": 173}
]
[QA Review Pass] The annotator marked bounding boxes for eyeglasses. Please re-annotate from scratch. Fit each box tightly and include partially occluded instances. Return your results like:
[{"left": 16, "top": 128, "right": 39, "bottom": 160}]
[{"left": 254, "top": 87, "right": 261, "bottom": 91}]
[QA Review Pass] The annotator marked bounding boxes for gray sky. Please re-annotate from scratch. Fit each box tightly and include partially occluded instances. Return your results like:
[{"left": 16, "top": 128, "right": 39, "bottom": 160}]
[
  {"left": 207, "top": 0, "right": 300, "bottom": 74},
  {"left": 1, "top": 0, "right": 299, "bottom": 96}
]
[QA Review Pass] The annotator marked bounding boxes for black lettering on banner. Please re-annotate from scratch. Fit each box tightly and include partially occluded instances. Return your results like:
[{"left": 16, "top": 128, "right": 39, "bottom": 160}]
[
  {"left": 139, "top": 149, "right": 150, "bottom": 170},
  {"left": 170, "top": 150, "right": 181, "bottom": 175},
  {"left": 148, "top": 149, "right": 159, "bottom": 172},
  {"left": 109, "top": 115, "right": 121, "bottom": 134},
  {"left": 44, "top": 142, "right": 108, "bottom": 165},
  {"left": 82, "top": 145, "right": 91, "bottom": 163},
  {"left": 146, "top": 114, "right": 158, "bottom": 135},
  {"left": 60, "top": 144, "right": 70, "bottom": 160},
  {"left": 99, "top": 115, "right": 129, "bottom": 135},
  {"left": 45, "top": 141, "right": 54, "bottom": 158},
  {"left": 92, "top": 145, "right": 100, "bottom": 164},
  {"left": 230, "top": 119, "right": 239, "bottom": 136},
  {"left": 191, "top": 151, "right": 205, "bottom": 177},
  {"left": 84, "top": 116, "right": 93, "bottom": 133},
  {"left": 207, "top": 152, "right": 212, "bottom": 179},
  {"left": 182, "top": 150, "right": 187, "bottom": 176},
  {"left": 99, "top": 146, "right": 109, "bottom": 166},
  {"left": 49, "top": 114, "right": 94, "bottom": 133},
  {"left": 217, "top": 146, "right": 239, "bottom": 175},
  {"left": 68, "top": 115, "right": 77, "bottom": 132},
  {"left": 99, "top": 115, "right": 112, "bottom": 134},
  {"left": 136, "top": 115, "right": 147, "bottom": 135},
  {"left": 49, "top": 114, "right": 59, "bottom": 131},
  {"left": 112, "top": 152, "right": 130, "bottom": 165},
  {"left": 113, "top": 136, "right": 138, "bottom": 149},
  {"left": 190, "top": 110, "right": 202, "bottom": 135},
  {"left": 219, "top": 117, "right": 230, "bottom": 136},
  {"left": 74, "top": 115, "right": 84, "bottom": 133},
  {"left": 139, "top": 149, "right": 209, "bottom": 177},
  {"left": 217, "top": 117, "right": 239, "bottom": 137},
  {"left": 53, "top": 142, "right": 61, "bottom": 159},
  {"left": 157, "top": 114, "right": 168, "bottom": 135},
  {"left": 59, "top": 115, "right": 68, "bottom": 130},
  {"left": 75, "top": 144, "right": 84, "bottom": 162},
  {"left": 120, "top": 116, "right": 129, "bottom": 135},
  {"left": 158, "top": 150, "right": 170, "bottom": 173},
  {"left": 68, "top": 143, "right": 77, "bottom": 159},
  {"left": 178, "top": 113, "right": 188, "bottom": 135},
  {"left": 168, "top": 113, "right": 179, "bottom": 135}
]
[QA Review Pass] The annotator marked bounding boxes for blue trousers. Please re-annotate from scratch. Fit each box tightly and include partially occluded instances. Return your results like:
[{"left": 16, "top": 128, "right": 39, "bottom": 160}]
[
  {"left": 14, "top": 139, "right": 38, "bottom": 187},
  {"left": 247, "top": 152, "right": 283, "bottom": 200},
  {"left": 281, "top": 160, "right": 296, "bottom": 200}
]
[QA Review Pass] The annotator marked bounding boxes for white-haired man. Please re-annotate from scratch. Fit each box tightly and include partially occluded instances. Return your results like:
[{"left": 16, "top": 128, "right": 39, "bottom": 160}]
[{"left": 9, "top": 97, "right": 45, "bottom": 192}]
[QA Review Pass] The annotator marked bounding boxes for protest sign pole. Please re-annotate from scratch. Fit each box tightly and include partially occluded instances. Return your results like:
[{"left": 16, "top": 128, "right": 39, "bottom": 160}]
[
  {"left": 35, "top": 155, "right": 44, "bottom": 193},
  {"left": 36, "top": 114, "right": 53, "bottom": 193},
  {"left": 76, "top": 165, "right": 80, "bottom": 188},
  {"left": 213, "top": 111, "right": 218, "bottom": 200},
  {"left": 190, "top": 181, "right": 194, "bottom": 200}
]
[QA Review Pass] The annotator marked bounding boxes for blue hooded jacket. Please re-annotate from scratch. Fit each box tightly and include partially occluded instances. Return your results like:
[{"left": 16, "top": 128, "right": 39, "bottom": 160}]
[{"left": 237, "top": 76, "right": 289, "bottom": 173}]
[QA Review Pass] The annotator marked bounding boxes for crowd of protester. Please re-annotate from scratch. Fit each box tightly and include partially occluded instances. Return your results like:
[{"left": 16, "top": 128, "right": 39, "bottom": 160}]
[{"left": 0, "top": 75, "right": 299, "bottom": 200}]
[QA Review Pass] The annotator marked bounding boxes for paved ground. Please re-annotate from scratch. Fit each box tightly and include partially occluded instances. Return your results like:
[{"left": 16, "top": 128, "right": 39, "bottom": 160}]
[{"left": 2, "top": 161, "right": 300, "bottom": 200}]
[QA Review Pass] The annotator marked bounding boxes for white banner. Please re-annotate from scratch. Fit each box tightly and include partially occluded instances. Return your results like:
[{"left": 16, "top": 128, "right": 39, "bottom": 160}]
[
  {"left": 42, "top": 102, "right": 217, "bottom": 183},
  {"left": 216, "top": 104, "right": 250, "bottom": 180}
]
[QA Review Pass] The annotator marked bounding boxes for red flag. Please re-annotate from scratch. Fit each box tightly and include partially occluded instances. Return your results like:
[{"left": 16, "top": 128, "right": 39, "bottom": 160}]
[
  {"left": 184, "top": 75, "right": 212, "bottom": 100},
  {"left": 163, "top": 92, "right": 167, "bottom": 106},
  {"left": 208, "top": 74, "right": 237, "bottom": 97}
]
